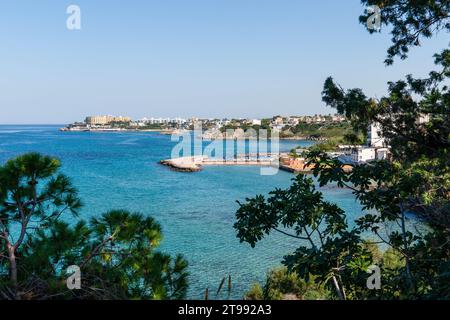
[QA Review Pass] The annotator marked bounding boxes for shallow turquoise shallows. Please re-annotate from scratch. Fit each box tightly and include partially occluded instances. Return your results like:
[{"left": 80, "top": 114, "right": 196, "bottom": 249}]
[{"left": 0, "top": 125, "right": 363, "bottom": 299}]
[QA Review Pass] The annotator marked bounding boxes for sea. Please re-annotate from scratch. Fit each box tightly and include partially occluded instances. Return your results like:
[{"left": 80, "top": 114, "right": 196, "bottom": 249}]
[{"left": 0, "top": 124, "right": 365, "bottom": 299}]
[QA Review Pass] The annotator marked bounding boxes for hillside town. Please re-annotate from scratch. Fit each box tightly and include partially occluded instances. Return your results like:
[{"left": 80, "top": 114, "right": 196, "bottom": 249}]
[
  {"left": 61, "top": 114, "right": 347, "bottom": 132},
  {"left": 61, "top": 114, "right": 398, "bottom": 170}
]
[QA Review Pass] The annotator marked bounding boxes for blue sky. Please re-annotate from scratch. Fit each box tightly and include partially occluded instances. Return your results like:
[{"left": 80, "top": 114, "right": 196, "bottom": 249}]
[{"left": 0, "top": 0, "right": 447, "bottom": 124}]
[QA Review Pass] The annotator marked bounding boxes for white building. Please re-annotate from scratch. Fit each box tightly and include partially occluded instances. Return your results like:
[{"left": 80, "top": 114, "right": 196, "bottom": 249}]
[
  {"left": 332, "top": 114, "right": 346, "bottom": 122},
  {"left": 375, "top": 148, "right": 389, "bottom": 160},
  {"left": 270, "top": 124, "right": 285, "bottom": 131},
  {"left": 272, "top": 116, "right": 284, "bottom": 125},
  {"left": 138, "top": 117, "right": 187, "bottom": 125},
  {"left": 353, "top": 147, "right": 376, "bottom": 163},
  {"left": 85, "top": 115, "right": 131, "bottom": 125},
  {"left": 367, "top": 123, "right": 386, "bottom": 148},
  {"left": 337, "top": 121, "right": 391, "bottom": 165},
  {"left": 338, "top": 145, "right": 376, "bottom": 164},
  {"left": 287, "top": 117, "right": 300, "bottom": 126}
]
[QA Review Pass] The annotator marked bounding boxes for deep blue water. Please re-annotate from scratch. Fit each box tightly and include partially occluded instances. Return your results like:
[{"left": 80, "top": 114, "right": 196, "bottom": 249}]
[{"left": 0, "top": 125, "right": 364, "bottom": 299}]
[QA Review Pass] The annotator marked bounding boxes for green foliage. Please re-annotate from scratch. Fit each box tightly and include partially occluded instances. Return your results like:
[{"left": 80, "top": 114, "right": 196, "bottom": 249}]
[
  {"left": 235, "top": 0, "right": 449, "bottom": 300},
  {"left": 288, "top": 123, "right": 365, "bottom": 149},
  {"left": 359, "top": 0, "right": 450, "bottom": 65},
  {"left": 0, "top": 153, "right": 188, "bottom": 300},
  {"left": 289, "top": 122, "right": 354, "bottom": 140},
  {"left": 382, "top": 248, "right": 404, "bottom": 270},
  {"left": 19, "top": 211, "right": 188, "bottom": 300},
  {"left": 244, "top": 249, "right": 406, "bottom": 300},
  {"left": 235, "top": 175, "right": 377, "bottom": 299},
  {"left": 244, "top": 267, "right": 330, "bottom": 300},
  {"left": 220, "top": 124, "right": 272, "bottom": 136},
  {"left": 139, "top": 123, "right": 166, "bottom": 130},
  {"left": 323, "top": 51, "right": 450, "bottom": 164},
  {"left": 342, "top": 132, "right": 366, "bottom": 145},
  {"left": 309, "top": 49, "right": 449, "bottom": 295},
  {"left": 307, "top": 140, "right": 340, "bottom": 153},
  {"left": 245, "top": 283, "right": 264, "bottom": 300}
]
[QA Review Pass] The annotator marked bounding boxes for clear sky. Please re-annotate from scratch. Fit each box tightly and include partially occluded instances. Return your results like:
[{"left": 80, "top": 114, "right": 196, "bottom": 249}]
[{"left": 0, "top": 0, "right": 447, "bottom": 124}]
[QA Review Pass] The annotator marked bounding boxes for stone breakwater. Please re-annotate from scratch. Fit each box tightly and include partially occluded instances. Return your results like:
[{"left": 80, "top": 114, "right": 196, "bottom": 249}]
[
  {"left": 160, "top": 154, "right": 354, "bottom": 175},
  {"left": 160, "top": 157, "right": 204, "bottom": 172},
  {"left": 159, "top": 155, "right": 277, "bottom": 172}
]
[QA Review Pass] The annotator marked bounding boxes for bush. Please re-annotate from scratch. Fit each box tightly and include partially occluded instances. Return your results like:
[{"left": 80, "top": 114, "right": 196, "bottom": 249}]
[{"left": 245, "top": 267, "right": 331, "bottom": 300}]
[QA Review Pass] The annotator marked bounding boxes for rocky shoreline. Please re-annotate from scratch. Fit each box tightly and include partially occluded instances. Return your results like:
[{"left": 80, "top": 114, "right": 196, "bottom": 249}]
[
  {"left": 159, "top": 158, "right": 202, "bottom": 172},
  {"left": 60, "top": 126, "right": 327, "bottom": 142}
]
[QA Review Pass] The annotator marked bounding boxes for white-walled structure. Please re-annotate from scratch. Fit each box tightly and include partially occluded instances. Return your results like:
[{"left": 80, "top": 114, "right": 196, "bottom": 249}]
[
  {"left": 337, "top": 121, "right": 391, "bottom": 165},
  {"left": 338, "top": 145, "right": 376, "bottom": 164},
  {"left": 367, "top": 122, "right": 385, "bottom": 148}
]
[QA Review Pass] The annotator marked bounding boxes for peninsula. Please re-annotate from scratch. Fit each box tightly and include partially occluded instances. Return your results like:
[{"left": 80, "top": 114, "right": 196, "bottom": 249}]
[{"left": 60, "top": 114, "right": 351, "bottom": 141}]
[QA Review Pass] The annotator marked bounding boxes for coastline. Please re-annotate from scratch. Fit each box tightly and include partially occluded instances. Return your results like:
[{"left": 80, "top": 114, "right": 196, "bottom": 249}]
[
  {"left": 60, "top": 127, "right": 321, "bottom": 141},
  {"left": 1, "top": 125, "right": 362, "bottom": 299},
  {"left": 59, "top": 127, "right": 173, "bottom": 133}
]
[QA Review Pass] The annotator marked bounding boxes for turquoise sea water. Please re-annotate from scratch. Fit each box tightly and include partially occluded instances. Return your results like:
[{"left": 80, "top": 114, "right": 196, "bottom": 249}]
[{"left": 0, "top": 125, "right": 364, "bottom": 299}]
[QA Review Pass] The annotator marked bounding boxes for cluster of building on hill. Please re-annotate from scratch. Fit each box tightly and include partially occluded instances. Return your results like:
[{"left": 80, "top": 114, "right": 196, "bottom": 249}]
[
  {"left": 268, "top": 114, "right": 346, "bottom": 131},
  {"left": 333, "top": 114, "right": 429, "bottom": 165},
  {"left": 287, "top": 114, "right": 430, "bottom": 166},
  {"left": 279, "top": 123, "right": 390, "bottom": 171},
  {"left": 335, "top": 123, "right": 390, "bottom": 164},
  {"left": 60, "top": 115, "right": 188, "bottom": 131},
  {"left": 60, "top": 114, "right": 348, "bottom": 132},
  {"left": 198, "top": 114, "right": 346, "bottom": 131},
  {"left": 199, "top": 115, "right": 347, "bottom": 139}
]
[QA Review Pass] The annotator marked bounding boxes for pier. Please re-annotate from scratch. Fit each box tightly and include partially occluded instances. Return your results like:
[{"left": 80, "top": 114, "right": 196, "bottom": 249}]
[
  {"left": 160, "top": 153, "right": 353, "bottom": 174},
  {"left": 159, "top": 153, "right": 325, "bottom": 174},
  {"left": 160, "top": 154, "right": 278, "bottom": 172}
]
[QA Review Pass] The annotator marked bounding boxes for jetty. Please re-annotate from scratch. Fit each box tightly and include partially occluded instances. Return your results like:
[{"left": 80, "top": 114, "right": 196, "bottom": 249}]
[
  {"left": 159, "top": 155, "right": 352, "bottom": 174},
  {"left": 160, "top": 154, "right": 278, "bottom": 172}
]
